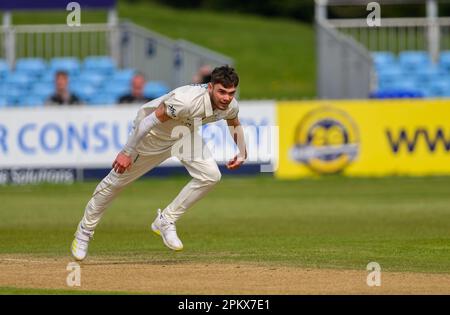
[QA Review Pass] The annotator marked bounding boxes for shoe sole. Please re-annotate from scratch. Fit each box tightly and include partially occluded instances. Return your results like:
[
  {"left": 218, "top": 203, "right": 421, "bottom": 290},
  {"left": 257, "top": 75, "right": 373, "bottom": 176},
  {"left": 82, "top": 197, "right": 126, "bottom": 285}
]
[
  {"left": 71, "top": 239, "right": 86, "bottom": 261},
  {"left": 151, "top": 223, "right": 183, "bottom": 251}
]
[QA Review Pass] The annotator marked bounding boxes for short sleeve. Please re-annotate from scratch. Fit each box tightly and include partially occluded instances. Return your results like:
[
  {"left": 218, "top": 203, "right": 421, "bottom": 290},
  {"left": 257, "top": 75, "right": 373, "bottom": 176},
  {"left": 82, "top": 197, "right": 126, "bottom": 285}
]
[{"left": 164, "top": 93, "right": 189, "bottom": 120}]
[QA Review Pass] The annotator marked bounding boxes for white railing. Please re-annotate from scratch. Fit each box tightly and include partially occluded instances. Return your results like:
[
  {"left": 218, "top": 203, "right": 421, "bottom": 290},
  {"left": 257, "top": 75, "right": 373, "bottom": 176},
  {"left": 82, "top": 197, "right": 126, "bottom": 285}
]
[
  {"left": 0, "top": 21, "right": 234, "bottom": 89},
  {"left": 2, "top": 24, "right": 113, "bottom": 61},
  {"left": 327, "top": 17, "right": 450, "bottom": 55}
]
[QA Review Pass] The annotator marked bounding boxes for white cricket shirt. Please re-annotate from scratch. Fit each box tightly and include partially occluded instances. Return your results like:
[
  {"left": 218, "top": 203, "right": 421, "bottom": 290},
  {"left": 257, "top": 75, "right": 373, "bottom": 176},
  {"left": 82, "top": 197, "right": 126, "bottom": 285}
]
[{"left": 135, "top": 84, "right": 239, "bottom": 155}]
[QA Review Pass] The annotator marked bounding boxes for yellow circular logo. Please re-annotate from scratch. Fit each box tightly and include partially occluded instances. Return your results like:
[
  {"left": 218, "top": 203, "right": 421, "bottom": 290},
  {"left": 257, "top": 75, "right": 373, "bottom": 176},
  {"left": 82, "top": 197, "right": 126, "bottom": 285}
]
[{"left": 290, "top": 107, "right": 360, "bottom": 174}]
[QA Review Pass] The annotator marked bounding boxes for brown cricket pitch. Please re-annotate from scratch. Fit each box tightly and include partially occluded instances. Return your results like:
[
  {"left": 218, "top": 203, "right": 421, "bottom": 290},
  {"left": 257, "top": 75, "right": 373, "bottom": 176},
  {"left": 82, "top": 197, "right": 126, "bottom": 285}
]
[{"left": 0, "top": 255, "right": 449, "bottom": 294}]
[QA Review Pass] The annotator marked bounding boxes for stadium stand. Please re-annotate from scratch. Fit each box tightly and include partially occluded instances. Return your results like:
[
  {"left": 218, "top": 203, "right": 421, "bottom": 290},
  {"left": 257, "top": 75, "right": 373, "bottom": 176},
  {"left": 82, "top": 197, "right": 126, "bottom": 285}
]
[
  {"left": 0, "top": 56, "right": 170, "bottom": 107},
  {"left": 371, "top": 50, "right": 450, "bottom": 99},
  {"left": 316, "top": 0, "right": 450, "bottom": 99}
]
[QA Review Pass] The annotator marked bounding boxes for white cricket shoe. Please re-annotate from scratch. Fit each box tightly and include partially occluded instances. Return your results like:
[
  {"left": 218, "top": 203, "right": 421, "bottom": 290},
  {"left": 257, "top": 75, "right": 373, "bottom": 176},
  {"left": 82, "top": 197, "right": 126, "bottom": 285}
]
[
  {"left": 71, "top": 224, "right": 94, "bottom": 261},
  {"left": 151, "top": 209, "right": 183, "bottom": 251}
]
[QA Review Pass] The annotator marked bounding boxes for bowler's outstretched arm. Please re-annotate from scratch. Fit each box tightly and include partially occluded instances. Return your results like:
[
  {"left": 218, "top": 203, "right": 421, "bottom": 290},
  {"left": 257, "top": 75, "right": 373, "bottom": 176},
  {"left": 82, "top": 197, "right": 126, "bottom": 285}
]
[{"left": 112, "top": 103, "right": 171, "bottom": 174}]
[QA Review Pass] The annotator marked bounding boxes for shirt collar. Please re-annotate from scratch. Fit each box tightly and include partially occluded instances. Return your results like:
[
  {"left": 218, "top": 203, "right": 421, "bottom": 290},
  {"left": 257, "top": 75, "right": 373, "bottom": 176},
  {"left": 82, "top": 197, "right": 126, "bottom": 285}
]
[{"left": 203, "top": 90, "right": 214, "bottom": 117}]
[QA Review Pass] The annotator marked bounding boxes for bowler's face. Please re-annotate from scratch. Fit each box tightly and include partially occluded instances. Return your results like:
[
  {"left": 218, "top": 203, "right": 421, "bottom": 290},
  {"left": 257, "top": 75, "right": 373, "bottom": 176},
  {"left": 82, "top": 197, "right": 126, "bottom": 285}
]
[{"left": 208, "top": 83, "right": 236, "bottom": 110}]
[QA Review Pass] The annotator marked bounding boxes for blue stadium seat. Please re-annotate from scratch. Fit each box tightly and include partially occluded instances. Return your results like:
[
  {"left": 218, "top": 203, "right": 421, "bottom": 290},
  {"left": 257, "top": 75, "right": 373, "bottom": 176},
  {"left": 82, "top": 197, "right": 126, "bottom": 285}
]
[
  {"left": 144, "top": 81, "right": 170, "bottom": 99},
  {"left": 77, "top": 71, "right": 106, "bottom": 87},
  {"left": 413, "top": 65, "right": 446, "bottom": 83},
  {"left": 0, "top": 59, "right": 9, "bottom": 79},
  {"left": 15, "top": 58, "right": 47, "bottom": 77},
  {"left": 372, "top": 50, "right": 450, "bottom": 99},
  {"left": 88, "top": 94, "right": 118, "bottom": 106},
  {"left": 0, "top": 85, "right": 22, "bottom": 105},
  {"left": 83, "top": 56, "right": 116, "bottom": 75},
  {"left": 372, "top": 51, "right": 396, "bottom": 71},
  {"left": 111, "top": 69, "right": 135, "bottom": 84},
  {"left": 5, "top": 72, "right": 32, "bottom": 89},
  {"left": 40, "top": 70, "right": 57, "bottom": 83},
  {"left": 0, "top": 96, "right": 7, "bottom": 108},
  {"left": 391, "top": 78, "right": 421, "bottom": 91},
  {"left": 101, "top": 82, "right": 130, "bottom": 98},
  {"left": 50, "top": 57, "right": 81, "bottom": 75},
  {"left": 0, "top": 56, "right": 173, "bottom": 106},
  {"left": 427, "top": 80, "right": 450, "bottom": 97},
  {"left": 398, "top": 90, "right": 424, "bottom": 98},
  {"left": 17, "top": 95, "right": 45, "bottom": 107},
  {"left": 370, "top": 89, "right": 423, "bottom": 99},
  {"left": 70, "top": 82, "right": 96, "bottom": 102},
  {"left": 439, "top": 50, "right": 450, "bottom": 72},
  {"left": 376, "top": 66, "right": 404, "bottom": 90},
  {"left": 398, "top": 51, "right": 431, "bottom": 72},
  {"left": 375, "top": 62, "right": 399, "bottom": 74},
  {"left": 31, "top": 83, "right": 55, "bottom": 99}
]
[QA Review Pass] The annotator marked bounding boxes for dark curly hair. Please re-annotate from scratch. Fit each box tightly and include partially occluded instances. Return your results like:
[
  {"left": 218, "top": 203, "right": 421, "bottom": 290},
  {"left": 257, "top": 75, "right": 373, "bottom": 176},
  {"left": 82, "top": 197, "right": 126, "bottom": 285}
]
[{"left": 211, "top": 65, "right": 239, "bottom": 88}]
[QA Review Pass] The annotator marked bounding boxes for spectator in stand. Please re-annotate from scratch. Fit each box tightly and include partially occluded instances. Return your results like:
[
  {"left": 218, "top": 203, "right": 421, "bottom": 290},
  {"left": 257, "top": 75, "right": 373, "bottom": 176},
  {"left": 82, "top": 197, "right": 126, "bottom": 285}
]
[
  {"left": 192, "top": 64, "right": 212, "bottom": 84},
  {"left": 119, "top": 73, "right": 152, "bottom": 104},
  {"left": 46, "top": 71, "right": 81, "bottom": 105}
]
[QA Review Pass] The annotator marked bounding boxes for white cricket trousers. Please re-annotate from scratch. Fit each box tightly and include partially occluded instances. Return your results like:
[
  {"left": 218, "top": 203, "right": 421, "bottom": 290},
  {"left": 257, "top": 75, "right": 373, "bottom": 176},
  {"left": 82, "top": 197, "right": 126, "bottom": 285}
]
[{"left": 79, "top": 138, "right": 221, "bottom": 231}]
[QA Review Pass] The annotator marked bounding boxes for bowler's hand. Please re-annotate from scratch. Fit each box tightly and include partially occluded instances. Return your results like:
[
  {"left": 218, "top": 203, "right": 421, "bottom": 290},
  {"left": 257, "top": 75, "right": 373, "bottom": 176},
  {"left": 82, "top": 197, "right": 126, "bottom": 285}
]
[
  {"left": 112, "top": 152, "right": 132, "bottom": 174},
  {"left": 226, "top": 154, "right": 246, "bottom": 170}
]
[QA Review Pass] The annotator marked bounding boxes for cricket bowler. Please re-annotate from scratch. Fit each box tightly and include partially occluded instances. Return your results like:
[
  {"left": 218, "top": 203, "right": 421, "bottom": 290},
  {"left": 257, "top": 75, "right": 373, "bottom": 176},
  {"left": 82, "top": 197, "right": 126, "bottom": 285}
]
[{"left": 71, "top": 65, "right": 247, "bottom": 260}]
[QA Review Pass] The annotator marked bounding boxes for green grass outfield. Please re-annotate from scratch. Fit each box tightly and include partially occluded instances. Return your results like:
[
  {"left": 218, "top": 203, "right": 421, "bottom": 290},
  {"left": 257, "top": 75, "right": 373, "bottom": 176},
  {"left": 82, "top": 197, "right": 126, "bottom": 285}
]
[{"left": 1, "top": 175, "right": 449, "bottom": 276}]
